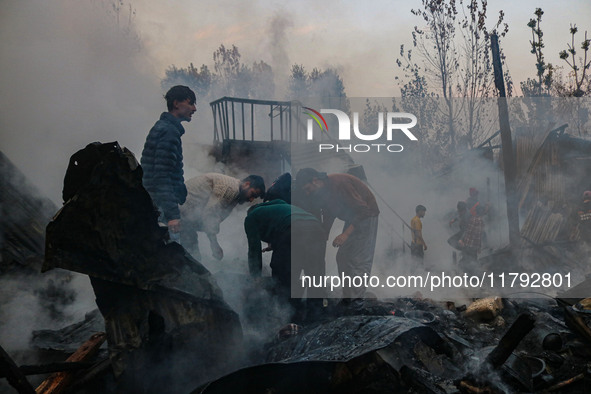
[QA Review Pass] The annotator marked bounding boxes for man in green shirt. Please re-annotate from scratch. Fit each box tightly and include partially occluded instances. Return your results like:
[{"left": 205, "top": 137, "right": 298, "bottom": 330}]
[{"left": 244, "top": 199, "right": 326, "bottom": 321}]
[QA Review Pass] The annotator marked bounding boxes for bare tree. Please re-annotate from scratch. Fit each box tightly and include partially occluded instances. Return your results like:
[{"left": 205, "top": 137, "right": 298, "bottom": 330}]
[
  {"left": 518, "top": 11, "right": 590, "bottom": 134},
  {"left": 398, "top": 0, "right": 510, "bottom": 153},
  {"left": 521, "top": 8, "right": 554, "bottom": 97},
  {"left": 395, "top": 46, "right": 447, "bottom": 174},
  {"left": 554, "top": 25, "right": 591, "bottom": 136},
  {"left": 410, "top": 0, "right": 461, "bottom": 152},
  {"left": 558, "top": 24, "right": 591, "bottom": 97},
  {"left": 457, "top": 0, "right": 508, "bottom": 148}
]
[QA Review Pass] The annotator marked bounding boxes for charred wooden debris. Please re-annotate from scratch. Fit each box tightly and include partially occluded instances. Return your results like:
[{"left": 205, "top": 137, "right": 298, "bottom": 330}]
[
  {"left": 5, "top": 293, "right": 591, "bottom": 393},
  {"left": 192, "top": 296, "right": 591, "bottom": 394}
]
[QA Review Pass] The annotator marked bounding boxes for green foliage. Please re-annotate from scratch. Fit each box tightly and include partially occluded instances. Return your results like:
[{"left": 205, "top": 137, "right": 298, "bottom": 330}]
[
  {"left": 163, "top": 63, "right": 213, "bottom": 98},
  {"left": 161, "top": 44, "right": 275, "bottom": 103},
  {"left": 288, "top": 65, "right": 347, "bottom": 99},
  {"left": 162, "top": 44, "right": 350, "bottom": 112},
  {"left": 288, "top": 64, "right": 349, "bottom": 112},
  {"left": 362, "top": 99, "right": 389, "bottom": 136},
  {"left": 288, "top": 64, "right": 308, "bottom": 99}
]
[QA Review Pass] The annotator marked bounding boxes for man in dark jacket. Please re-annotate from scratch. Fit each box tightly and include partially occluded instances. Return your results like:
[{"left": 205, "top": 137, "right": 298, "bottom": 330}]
[{"left": 141, "top": 85, "right": 196, "bottom": 243}]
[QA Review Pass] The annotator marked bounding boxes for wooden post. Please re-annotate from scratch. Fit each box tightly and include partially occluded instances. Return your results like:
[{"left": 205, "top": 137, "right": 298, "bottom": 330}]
[
  {"left": 0, "top": 362, "right": 95, "bottom": 378},
  {"left": 464, "top": 313, "right": 536, "bottom": 388},
  {"left": 490, "top": 33, "right": 521, "bottom": 251},
  {"left": 36, "top": 332, "right": 106, "bottom": 394},
  {"left": 484, "top": 312, "right": 536, "bottom": 369}
]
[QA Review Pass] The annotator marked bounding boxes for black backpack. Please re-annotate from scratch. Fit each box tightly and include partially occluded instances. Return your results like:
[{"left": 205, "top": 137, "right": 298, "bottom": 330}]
[{"left": 62, "top": 141, "right": 124, "bottom": 202}]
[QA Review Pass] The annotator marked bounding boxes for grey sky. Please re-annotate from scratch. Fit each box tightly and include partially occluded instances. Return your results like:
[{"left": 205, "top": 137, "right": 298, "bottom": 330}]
[
  {"left": 0, "top": 0, "right": 590, "bottom": 203},
  {"left": 135, "top": 0, "right": 591, "bottom": 96}
]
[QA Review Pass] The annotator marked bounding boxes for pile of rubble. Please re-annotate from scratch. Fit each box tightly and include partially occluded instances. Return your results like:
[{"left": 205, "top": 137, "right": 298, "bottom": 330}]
[
  {"left": 195, "top": 295, "right": 591, "bottom": 393},
  {"left": 8, "top": 292, "right": 591, "bottom": 393}
]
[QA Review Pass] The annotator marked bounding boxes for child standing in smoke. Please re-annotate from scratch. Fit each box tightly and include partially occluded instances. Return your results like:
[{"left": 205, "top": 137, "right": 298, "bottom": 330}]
[{"left": 411, "top": 205, "right": 427, "bottom": 260}]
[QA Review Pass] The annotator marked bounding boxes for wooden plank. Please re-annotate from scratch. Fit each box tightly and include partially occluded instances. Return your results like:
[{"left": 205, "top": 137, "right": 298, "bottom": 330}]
[
  {"left": 66, "top": 358, "right": 111, "bottom": 393},
  {"left": 0, "top": 362, "right": 93, "bottom": 378},
  {"left": 484, "top": 312, "right": 536, "bottom": 369},
  {"left": 546, "top": 373, "right": 584, "bottom": 391},
  {"left": 36, "top": 332, "right": 106, "bottom": 394}
]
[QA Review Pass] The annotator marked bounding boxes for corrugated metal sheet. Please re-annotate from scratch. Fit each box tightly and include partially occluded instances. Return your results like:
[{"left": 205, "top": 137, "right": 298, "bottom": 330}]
[
  {"left": 516, "top": 128, "right": 564, "bottom": 210},
  {"left": 520, "top": 201, "right": 566, "bottom": 243},
  {"left": 517, "top": 127, "right": 591, "bottom": 245}
]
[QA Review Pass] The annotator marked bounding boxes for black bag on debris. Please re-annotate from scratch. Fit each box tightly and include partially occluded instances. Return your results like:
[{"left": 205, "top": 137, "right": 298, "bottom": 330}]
[
  {"left": 44, "top": 141, "right": 243, "bottom": 390},
  {"left": 62, "top": 141, "right": 125, "bottom": 202}
]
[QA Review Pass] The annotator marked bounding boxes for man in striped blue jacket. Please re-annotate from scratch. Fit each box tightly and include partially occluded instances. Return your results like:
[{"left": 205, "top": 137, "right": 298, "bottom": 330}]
[{"left": 141, "top": 85, "right": 196, "bottom": 243}]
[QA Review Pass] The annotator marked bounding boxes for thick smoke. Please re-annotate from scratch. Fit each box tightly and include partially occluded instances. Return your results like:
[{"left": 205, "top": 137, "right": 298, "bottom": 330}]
[
  {"left": 0, "top": 272, "right": 96, "bottom": 352},
  {"left": 0, "top": 2, "right": 296, "bottom": 379},
  {"left": 0, "top": 0, "right": 158, "bottom": 377},
  {"left": 0, "top": 0, "right": 160, "bottom": 206},
  {"left": 2, "top": 2, "right": 591, "bottom": 390},
  {"left": 266, "top": 12, "right": 294, "bottom": 99}
]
